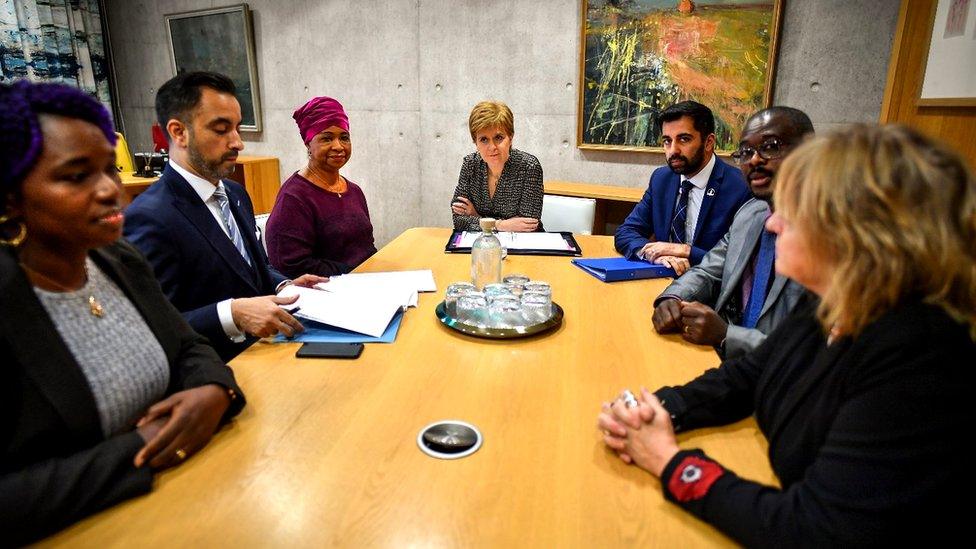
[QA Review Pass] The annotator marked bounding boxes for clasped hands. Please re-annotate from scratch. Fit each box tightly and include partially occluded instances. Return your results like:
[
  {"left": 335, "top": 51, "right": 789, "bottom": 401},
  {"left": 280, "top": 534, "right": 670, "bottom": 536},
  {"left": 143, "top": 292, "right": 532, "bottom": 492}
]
[
  {"left": 597, "top": 388, "right": 679, "bottom": 477},
  {"left": 134, "top": 384, "right": 231, "bottom": 470},
  {"left": 231, "top": 274, "right": 328, "bottom": 338},
  {"left": 638, "top": 242, "right": 691, "bottom": 276},
  {"left": 451, "top": 196, "right": 538, "bottom": 232},
  {"left": 652, "top": 298, "right": 728, "bottom": 347}
]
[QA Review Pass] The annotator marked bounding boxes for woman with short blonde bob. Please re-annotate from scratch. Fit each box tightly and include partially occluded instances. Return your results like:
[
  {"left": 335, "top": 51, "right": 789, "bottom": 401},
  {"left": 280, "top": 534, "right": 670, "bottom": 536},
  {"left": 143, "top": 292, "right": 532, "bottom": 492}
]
[
  {"left": 451, "top": 101, "right": 544, "bottom": 232},
  {"left": 598, "top": 124, "right": 976, "bottom": 546}
]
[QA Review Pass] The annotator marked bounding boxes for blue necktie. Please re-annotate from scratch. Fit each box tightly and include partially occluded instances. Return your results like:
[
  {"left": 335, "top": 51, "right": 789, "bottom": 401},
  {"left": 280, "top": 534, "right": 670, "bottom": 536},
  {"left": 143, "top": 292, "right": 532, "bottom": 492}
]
[
  {"left": 743, "top": 230, "right": 776, "bottom": 329},
  {"left": 670, "top": 180, "right": 694, "bottom": 244},
  {"left": 212, "top": 185, "right": 252, "bottom": 267}
]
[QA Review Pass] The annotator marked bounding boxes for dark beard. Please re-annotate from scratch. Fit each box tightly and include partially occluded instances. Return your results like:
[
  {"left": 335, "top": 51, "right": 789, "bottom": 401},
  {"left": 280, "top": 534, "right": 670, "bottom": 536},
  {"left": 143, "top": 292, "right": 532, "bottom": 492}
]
[
  {"left": 187, "top": 135, "right": 235, "bottom": 181},
  {"left": 667, "top": 146, "right": 706, "bottom": 176}
]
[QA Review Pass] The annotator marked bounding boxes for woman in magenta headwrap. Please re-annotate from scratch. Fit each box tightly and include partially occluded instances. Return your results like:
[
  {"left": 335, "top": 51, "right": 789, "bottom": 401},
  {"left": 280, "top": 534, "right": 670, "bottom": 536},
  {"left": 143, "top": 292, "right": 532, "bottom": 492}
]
[{"left": 266, "top": 97, "right": 376, "bottom": 277}]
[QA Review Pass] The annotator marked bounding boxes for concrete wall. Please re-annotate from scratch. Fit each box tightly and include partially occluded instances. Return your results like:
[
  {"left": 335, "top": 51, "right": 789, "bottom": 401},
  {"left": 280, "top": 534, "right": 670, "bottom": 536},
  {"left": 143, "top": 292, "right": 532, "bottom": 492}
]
[{"left": 105, "top": 0, "right": 900, "bottom": 247}]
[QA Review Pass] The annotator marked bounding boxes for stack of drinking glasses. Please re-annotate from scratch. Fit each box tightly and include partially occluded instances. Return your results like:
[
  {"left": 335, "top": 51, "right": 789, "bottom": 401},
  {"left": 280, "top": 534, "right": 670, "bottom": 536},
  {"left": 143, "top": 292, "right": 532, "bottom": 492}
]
[{"left": 444, "top": 274, "right": 553, "bottom": 329}]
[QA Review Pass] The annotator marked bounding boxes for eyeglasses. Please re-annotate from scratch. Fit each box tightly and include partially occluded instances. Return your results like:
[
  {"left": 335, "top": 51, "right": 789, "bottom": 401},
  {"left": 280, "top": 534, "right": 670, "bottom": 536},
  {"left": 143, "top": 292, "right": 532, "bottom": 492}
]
[{"left": 730, "top": 138, "right": 790, "bottom": 165}]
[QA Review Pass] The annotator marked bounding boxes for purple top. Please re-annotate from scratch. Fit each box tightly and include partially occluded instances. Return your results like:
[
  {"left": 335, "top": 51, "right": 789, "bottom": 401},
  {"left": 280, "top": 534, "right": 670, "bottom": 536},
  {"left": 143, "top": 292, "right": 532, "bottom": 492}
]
[{"left": 266, "top": 173, "right": 377, "bottom": 277}]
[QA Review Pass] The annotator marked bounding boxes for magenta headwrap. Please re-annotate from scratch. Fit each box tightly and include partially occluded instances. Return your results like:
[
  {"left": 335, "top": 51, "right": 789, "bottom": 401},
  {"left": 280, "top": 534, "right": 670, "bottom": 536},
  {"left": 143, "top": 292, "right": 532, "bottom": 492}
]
[{"left": 293, "top": 96, "right": 349, "bottom": 144}]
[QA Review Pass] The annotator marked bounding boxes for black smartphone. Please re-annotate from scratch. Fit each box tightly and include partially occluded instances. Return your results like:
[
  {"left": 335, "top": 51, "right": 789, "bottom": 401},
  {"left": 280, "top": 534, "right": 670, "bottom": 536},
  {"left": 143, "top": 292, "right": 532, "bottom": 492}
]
[{"left": 295, "top": 342, "right": 364, "bottom": 359}]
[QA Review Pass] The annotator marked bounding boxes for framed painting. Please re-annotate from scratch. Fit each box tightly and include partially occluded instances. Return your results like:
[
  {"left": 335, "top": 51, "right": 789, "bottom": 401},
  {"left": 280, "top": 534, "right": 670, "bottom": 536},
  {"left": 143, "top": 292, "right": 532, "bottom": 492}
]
[
  {"left": 578, "top": 0, "right": 783, "bottom": 153},
  {"left": 164, "top": 4, "right": 263, "bottom": 131},
  {"left": 917, "top": 0, "right": 976, "bottom": 107}
]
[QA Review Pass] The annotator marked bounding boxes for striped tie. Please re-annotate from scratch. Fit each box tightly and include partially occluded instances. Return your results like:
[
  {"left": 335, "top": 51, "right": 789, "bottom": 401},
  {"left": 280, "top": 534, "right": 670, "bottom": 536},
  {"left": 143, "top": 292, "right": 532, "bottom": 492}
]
[
  {"left": 669, "top": 180, "right": 694, "bottom": 244},
  {"left": 212, "top": 185, "right": 252, "bottom": 267}
]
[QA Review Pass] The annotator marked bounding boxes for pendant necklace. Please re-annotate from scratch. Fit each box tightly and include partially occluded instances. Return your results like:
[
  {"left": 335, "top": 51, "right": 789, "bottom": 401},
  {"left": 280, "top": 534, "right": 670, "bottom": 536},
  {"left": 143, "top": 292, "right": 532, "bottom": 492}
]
[{"left": 21, "top": 259, "right": 105, "bottom": 318}]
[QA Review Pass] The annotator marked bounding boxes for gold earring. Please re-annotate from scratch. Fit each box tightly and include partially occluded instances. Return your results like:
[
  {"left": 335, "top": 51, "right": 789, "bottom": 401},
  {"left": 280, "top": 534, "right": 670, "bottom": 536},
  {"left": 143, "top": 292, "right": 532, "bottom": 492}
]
[{"left": 0, "top": 215, "right": 27, "bottom": 247}]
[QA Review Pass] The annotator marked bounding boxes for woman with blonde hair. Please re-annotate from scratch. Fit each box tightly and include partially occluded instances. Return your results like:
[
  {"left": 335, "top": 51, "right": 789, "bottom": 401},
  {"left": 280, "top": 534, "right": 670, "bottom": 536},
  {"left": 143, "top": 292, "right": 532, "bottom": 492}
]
[
  {"left": 451, "top": 100, "right": 544, "bottom": 232},
  {"left": 598, "top": 124, "right": 976, "bottom": 546}
]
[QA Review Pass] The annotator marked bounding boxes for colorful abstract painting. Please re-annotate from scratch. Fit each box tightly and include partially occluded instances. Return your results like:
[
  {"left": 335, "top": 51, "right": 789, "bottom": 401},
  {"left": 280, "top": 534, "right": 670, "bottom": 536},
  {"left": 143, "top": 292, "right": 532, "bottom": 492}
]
[
  {"left": 0, "top": 0, "right": 112, "bottom": 109},
  {"left": 578, "top": 0, "right": 781, "bottom": 152}
]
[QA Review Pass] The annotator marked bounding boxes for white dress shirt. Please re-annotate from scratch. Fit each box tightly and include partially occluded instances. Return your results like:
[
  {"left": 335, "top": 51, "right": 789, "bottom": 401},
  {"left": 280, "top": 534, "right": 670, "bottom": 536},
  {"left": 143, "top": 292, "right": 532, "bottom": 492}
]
[{"left": 680, "top": 152, "right": 716, "bottom": 245}]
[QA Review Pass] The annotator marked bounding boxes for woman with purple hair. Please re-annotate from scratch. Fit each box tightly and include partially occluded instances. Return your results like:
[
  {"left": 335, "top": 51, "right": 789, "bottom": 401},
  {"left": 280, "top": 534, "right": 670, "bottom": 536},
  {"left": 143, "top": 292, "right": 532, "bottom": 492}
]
[{"left": 0, "top": 80, "right": 247, "bottom": 544}]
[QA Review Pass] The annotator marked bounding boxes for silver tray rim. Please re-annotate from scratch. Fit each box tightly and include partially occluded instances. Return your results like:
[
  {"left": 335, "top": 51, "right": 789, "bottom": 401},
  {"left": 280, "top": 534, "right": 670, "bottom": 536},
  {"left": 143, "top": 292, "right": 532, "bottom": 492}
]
[{"left": 435, "top": 301, "right": 564, "bottom": 339}]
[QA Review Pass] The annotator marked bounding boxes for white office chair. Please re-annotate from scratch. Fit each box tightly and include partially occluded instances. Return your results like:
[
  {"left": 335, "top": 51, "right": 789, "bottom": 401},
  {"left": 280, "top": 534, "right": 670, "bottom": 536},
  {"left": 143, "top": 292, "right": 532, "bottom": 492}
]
[
  {"left": 254, "top": 213, "right": 270, "bottom": 253},
  {"left": 541, "top": 194, "right": 596, "bottom": 235}
]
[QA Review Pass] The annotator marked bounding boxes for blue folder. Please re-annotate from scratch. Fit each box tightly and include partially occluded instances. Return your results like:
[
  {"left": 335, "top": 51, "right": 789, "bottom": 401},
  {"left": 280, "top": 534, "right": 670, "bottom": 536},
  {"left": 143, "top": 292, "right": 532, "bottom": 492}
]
[
  {"left": 274, "top": 310, "right": 404, "bottom": 344},
  {"left": 571, "top": 257, "right": 676, "bottom": 282}
]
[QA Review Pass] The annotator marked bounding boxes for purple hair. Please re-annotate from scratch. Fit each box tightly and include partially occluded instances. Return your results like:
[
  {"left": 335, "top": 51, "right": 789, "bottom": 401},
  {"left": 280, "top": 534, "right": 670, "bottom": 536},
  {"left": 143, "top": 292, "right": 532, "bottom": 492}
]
[{"left": 0, "top": 80, "right": 117, "bottom": 200}]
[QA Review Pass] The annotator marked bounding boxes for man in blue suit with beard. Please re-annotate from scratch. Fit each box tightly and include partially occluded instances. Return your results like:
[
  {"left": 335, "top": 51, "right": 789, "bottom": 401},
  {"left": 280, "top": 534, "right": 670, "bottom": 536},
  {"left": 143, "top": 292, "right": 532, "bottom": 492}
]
[
  {"left": 614, "top": 101, "right": 751, "bottom": 275},
  {"left": 124, "top": 72, "right": 326, "bottom": 361}
]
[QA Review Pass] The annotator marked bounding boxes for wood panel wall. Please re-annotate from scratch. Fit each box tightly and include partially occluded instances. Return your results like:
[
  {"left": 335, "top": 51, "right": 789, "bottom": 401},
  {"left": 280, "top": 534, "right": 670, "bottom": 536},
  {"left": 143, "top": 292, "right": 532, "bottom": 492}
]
[{"left": 880, "top": 0, "right": 976, "bottom": 166}]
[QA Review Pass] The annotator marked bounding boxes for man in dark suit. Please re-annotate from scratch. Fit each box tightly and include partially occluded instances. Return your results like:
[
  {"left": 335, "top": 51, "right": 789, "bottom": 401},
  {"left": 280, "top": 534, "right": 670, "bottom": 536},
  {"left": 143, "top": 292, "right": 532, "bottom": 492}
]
[
  {"left": 614, "top": 101, "right": 751, "bottom": 275},
  {"left": 652, "top": 107, "right": 815, "bottom": 358},
  {"left": 124, "top": 72, "right": 326, "bottom": 361}
]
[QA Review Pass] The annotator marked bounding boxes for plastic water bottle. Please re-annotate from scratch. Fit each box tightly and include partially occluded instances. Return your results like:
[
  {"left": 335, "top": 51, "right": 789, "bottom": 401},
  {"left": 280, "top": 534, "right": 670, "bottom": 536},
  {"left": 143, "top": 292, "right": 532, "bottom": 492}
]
[{"left": 471, "top": 218, "right": 502, "bottom": 289}]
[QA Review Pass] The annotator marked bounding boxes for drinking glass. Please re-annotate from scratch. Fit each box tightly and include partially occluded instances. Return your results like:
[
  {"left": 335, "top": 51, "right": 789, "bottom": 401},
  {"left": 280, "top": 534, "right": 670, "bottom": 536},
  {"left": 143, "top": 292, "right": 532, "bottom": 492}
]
[
  {"left": 523, "top": 281, "right": 551, "bottom": 297},
  {"left": 483, "top": 283, "right": 512, "bottom": 299},
  {"left": 487, "top": 294, "right": 521, "bottom": 328},
  {"left": 502, "top": 274, "right": 530, "bottom": 296},
  {"left": 445, "top": 282, "right": 477, "bottom": 317},
  {"left": 520, "top": 291, "right": 552, "bottom": 323},
  {"left": 457, "top": 292, "right": 487, "bottom": 326}
]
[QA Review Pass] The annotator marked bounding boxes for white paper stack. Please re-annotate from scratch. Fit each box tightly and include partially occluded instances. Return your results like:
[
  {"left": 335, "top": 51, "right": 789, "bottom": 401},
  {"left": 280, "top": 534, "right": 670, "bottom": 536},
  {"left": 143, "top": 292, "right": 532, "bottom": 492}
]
[
  {"left": 277, "top": 283, "right": 413, "bottom": 338},
  {"left": 315, "top": 270, "right": 436, "bottom": 308}
]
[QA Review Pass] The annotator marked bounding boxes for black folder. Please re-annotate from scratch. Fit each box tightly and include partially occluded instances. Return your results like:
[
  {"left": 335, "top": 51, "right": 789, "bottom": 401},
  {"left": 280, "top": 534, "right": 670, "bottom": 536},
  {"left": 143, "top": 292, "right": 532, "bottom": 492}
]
[{"left": 444, "top": 230, "right": 582, "bottom": 256}]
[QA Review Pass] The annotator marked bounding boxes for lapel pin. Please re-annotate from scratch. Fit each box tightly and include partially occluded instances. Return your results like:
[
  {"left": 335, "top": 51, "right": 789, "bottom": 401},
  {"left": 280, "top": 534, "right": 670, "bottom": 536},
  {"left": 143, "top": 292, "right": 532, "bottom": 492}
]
[{"left": 706, "top": 188, "right": 716, "bottom": 197}]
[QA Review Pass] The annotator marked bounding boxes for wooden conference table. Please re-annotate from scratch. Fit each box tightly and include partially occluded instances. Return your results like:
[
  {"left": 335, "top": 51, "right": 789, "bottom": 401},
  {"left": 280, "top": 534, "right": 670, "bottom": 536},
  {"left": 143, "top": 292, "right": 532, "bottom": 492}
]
[{"left": 45, "top": 228, "right": 775, "bottom": 547}]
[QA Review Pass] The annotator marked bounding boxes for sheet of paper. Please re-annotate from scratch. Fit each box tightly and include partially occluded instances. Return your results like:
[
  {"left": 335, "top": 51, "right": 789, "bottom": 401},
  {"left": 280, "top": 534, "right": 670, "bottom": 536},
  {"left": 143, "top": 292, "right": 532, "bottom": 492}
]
[
  {"left": 314, "top": 270, "right": 435, "bottom": 308},
  {"left": 453, "top": 231, "right": 574, "bottom": 251},
  {"left": 277, "top": 284, "right": 410, "bottom": 338}
]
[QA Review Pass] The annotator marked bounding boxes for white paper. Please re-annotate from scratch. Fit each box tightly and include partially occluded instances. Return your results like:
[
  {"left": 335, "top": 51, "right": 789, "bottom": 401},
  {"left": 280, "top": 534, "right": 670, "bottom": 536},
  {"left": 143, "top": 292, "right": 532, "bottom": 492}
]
[
  {"left": 455, "top": 231, "right": 574, "bottom": 251},
  {"left": 277, "top": 284, "right": 410, "bottom": 338},
  {"left": 314, "top": 270, "right": 436, "bottom": 308}
]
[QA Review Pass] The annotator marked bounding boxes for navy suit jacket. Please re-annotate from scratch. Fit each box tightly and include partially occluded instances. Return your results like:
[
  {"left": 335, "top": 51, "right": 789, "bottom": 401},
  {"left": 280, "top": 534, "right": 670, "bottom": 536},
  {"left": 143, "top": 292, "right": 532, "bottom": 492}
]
[
  {"left": 123, "top": 165, "right": 288, "bottom": 361},
  {"left": 614, "top": 156, "right": 750, "bottom": 264}
]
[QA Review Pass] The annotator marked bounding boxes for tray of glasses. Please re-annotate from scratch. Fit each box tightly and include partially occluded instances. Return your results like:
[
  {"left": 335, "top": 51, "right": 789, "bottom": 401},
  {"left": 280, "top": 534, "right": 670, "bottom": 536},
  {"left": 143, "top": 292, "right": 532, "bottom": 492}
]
[{"left": 435, "top": 301, "right": 564, "bottom": 339}]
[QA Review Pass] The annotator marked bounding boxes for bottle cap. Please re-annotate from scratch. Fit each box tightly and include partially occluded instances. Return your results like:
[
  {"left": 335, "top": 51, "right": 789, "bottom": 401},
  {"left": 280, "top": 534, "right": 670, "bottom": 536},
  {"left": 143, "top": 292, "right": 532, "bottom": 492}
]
[{"left": 479, "top": 218, "right": 496, "bottom": 232}]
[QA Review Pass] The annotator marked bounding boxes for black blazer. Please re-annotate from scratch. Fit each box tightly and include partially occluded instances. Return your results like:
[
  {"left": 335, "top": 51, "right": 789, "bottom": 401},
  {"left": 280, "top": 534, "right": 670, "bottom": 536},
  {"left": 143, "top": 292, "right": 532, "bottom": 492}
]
[
  {"left": 0, "top": 241, "right": 246, "bottom": 546},
  {"left": 123, "top": 165, "right": 288, "bottom": 361},
  {"left": 655, "top": 294, "right": 976, "bottom": 547}
]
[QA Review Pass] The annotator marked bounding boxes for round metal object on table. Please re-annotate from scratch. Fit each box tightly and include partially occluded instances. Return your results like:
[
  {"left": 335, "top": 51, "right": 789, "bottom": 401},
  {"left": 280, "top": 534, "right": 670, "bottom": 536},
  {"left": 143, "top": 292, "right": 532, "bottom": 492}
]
[
  {"left": 417, "top": 420, "right": 483, "bottom": 460},
  {"left": 435, "top": 301, "right": 563, "bottom": 339}
]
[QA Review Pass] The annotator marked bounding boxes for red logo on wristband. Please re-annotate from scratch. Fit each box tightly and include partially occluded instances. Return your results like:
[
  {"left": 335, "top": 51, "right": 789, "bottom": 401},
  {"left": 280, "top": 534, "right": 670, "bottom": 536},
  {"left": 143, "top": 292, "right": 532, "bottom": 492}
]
[{"left": 668, "top": 455, "right": 724, "bottom": 502}]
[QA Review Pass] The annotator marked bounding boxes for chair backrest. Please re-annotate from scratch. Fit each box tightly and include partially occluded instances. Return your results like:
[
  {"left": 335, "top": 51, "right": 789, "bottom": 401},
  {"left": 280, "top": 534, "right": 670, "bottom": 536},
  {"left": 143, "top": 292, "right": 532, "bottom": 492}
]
[
  {"left": 254, "top": 214, "right": 270, "bottom": 254},
  {"left": 541, "top": 194, "right": 596, "bottom": 235},
  {"left": 114, "top": 132, "right": 134, "bottom": 173}
]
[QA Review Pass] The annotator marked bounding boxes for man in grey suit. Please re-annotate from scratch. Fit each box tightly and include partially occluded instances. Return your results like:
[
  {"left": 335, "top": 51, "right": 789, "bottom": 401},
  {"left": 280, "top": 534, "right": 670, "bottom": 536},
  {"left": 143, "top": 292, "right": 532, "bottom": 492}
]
[{"left": 651, "top": 107, "right": 815, "bottom": 358}]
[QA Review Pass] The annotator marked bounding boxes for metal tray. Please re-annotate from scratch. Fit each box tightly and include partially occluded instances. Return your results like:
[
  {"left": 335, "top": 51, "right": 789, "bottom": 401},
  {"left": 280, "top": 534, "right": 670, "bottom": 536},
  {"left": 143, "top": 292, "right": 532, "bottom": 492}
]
[{"left": 435, "top": 301, "right": 564, "bottom": 339}]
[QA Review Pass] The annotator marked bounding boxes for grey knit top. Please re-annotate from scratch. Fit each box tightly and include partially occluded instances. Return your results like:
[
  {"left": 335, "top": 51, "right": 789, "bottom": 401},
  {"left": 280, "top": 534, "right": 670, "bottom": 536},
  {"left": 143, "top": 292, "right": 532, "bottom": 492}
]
[
  {"left": 33, "top": 258, "right": 169, "bottom": 437},
  {"left": 451, "top": 148, "right": 545, "bottom": 231}
]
